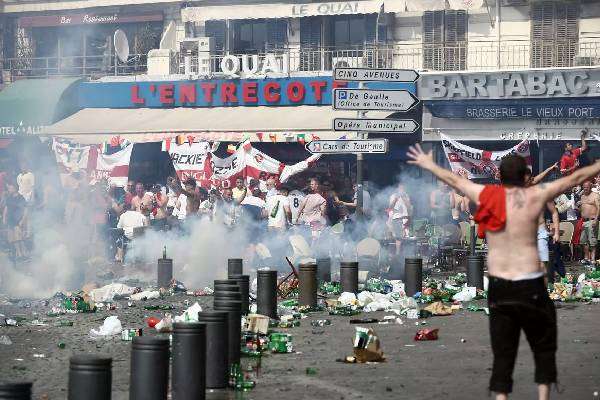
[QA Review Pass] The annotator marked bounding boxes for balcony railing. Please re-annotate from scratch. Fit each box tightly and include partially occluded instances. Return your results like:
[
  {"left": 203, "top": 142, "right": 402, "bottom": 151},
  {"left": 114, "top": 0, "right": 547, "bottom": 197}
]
[
  {"left": 1, "top": 54, "right": 148, "bottom": 81},
  {"left": 2, "top": 40, "right": 600, "bottom": 81}
]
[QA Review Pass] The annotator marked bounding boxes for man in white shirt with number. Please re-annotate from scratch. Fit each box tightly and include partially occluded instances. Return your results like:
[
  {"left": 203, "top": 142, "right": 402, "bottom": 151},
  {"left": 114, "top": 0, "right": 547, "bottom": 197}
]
[{"left": 263, "top": 185, "right": 292, "bottom": 231}]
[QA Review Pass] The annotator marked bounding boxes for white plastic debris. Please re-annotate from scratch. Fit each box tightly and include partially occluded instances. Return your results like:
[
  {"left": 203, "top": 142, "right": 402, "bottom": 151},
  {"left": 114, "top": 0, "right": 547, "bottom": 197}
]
[
  {"left": 174, "top": 302, "right": 203, "bottom": 323},
  {"left": 453, "top": 286, "right": 477, "bottom": 302},
  {"left": 89, "top": 316, "right": 122, "bottom": 337},
  {"left": 357, "top": 291, "right": 376, "bottom": 306},
  {"left": 129, "top": 290, "right": 160, "bottom": 301},
  {"left": 0, "top": 335, "right": 12, "bottom": 345},
  {"left": 483, "top": 276, "right": 489, "bottom": 292},
  {"left": 90, "top": 283, "right": 136, "bottom": 303},
  {"left": 155, "top": 315, "right": 173, "bottom": 332},
  {"left": 338, "top": 292, "right": 357, "bottom": 306}
]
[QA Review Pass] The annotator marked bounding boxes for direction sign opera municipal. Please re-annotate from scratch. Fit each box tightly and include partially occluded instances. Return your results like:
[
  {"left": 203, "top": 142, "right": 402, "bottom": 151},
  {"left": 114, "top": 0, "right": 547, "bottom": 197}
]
[
  {"left": 305, "top": 139, "right": 388, "bottom": 154},
  {"left": 333, "top": 88, "right": 419, "bottom": 112},
  {"left": 333, "top": 118, "right": 419, "bottom": 133},
  {"left": 334, "top": 67, "right": 419, "bottom": 82}
]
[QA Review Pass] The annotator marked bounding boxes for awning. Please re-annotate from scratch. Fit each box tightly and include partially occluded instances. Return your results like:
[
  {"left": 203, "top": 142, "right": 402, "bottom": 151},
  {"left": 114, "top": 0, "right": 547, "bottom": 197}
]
[
  {"left": 0, "top": 77, "right": 81, "bottom": 135},
  {"left": 181, "top": 0, "right": 484, "bottom": 22},
  {"left": 44, "top": 105, "right": 380, "bottom": 144}
]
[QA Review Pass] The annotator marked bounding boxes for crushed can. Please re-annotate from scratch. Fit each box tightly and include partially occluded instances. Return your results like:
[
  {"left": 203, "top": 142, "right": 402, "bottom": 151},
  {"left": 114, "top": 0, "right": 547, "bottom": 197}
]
[
  {"left": 414, "top": 328, "right": 439, "bottom": 341},
  {"left": 268, "top": 332, "right": 294, "bottom": 353},
  {"left": 121, "top": 328, "right": 143, "bottom": 341}
]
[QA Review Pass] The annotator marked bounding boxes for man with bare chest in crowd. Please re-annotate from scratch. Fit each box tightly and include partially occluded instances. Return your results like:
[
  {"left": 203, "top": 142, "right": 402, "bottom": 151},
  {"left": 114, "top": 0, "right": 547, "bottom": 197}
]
[
  {"left": 407, "top": 144, "right": 600, "bottom": 400},
  {"left": 578, "top": 181, "right": 600, "bottom": 264}
]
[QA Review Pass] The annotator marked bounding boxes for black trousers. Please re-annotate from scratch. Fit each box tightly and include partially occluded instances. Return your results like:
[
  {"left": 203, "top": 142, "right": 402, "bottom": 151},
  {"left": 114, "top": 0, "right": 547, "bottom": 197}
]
[{"left": 488, "top": 276, "right": 557, "bottom": 394}]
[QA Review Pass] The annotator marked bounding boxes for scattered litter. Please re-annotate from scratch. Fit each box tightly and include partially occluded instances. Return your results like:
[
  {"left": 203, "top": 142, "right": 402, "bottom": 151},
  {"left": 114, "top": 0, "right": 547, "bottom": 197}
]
[
  {"left": 155, "top": 315, "right": 173, "bottom": 333},
  {"left": 89, "top": 283, "right": 136, "bottom": 303},
  {"left": 453, "top": 287, "right": 477, "bottom": 302},
  {"left": 89, "top": 316, "right": 122, "bottom": 338},
  {"left": 0, "top": 335, "right": 12, "bottom": 345},
  {"left": 423, "top": 302, "right": 455, "bottom": 316},
  {"left": 130, "top": 290, "right": 161, "bottom": 301},
  {"left": 33, "top": 354, "right": 46, "bottom": 358},
  {"left": 146, "top": 317, "right": 161, "bottom": 328},
  {"left": 414, "top": 328, "right": 439, "bottom": 341},
  {"left": 174, "top": 302, "right": 203, "bottom": 323},
  {"left": 121, "top": 328, "right": 143, "bottom": 341},
  {"left": 350, "top": 327, "right": 385, "bottom": 363},
  {"left": 268, "top": 333, "right": 294, "bottom": 353},
  {"left": 349, "top": 318, "right": 379, "bottom": 324},
  {"left": 245, "top": 314, "right": 270, "bottom": 335},
  {"left": 310, "top": 319, "right": 331, "bottom": 327}
]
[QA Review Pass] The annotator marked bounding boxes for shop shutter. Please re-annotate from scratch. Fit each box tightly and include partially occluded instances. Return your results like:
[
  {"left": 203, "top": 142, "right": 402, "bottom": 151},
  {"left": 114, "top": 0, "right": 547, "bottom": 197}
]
[
  {"left": 300, "top": 16, "right": 322, "bottom": 71},
  {"left": 531, "top": 1, "right": 579, "bottom": 68},
  {"left": 423, "top": 10, "right": 466, "bottom": 71},
  {"left": 205, "top": 20, "right": 226, "bottom": 52},
  {"left": 266, "top": 19, "right": 288, "bottom": 51}
]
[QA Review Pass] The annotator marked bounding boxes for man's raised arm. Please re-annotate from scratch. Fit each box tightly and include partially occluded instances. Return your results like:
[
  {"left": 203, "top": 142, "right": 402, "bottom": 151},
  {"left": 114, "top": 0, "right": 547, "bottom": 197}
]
[
  {"left": 540, "top": 159, "right": 600, "bottom": 202},
  {"left": 407, "top": 144, "right": 484, "bottom": 204}
]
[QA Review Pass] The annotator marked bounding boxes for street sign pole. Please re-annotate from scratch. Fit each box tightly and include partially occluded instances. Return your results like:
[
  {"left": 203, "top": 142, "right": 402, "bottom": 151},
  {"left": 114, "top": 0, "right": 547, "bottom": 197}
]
[{"left": 356, "top": 81, "right": 365, "bottom": 218}]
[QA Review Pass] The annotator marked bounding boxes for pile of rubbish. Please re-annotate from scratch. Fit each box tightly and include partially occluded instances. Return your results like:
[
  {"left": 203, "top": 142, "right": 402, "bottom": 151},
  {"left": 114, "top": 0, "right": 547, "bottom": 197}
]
[{"left": 549, "top": 269, "right": 600, "bottom": 302}]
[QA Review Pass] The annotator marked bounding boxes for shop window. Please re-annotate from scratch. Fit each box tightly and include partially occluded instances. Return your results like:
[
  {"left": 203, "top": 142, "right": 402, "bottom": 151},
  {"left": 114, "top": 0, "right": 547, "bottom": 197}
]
[
  {"left": 531, "top": 1, "right": 579, "bottom": 68},
  {"left": 422, "top": 10, "right": 467, "bottom": 71},
  {"left": 233, "top": 19, "right": 287, "bottom": 53},
  {"left": 332, "top": 15, "right": 368, "bottom": 48},
  {"left": 300, "top": 16, "right": 322, "bottom": 70}
]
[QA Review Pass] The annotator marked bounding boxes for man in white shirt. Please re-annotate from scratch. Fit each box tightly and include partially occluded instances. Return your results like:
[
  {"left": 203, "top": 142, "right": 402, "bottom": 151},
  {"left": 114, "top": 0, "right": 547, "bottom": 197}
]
[
  {"left": 388, "top": 183, "right": 412, "bottom": 255},
  {"left": 115, "top": 204, "right": 148, "bottom": 262},
  {"left": 17, "top": 164, "right": 35, "bottom": 203},
  {"left": 288, "top": 188, "right": 306, "bottom": 224},
  {"left": 263, "top": 186, "right": 291, "bottom": 231}
]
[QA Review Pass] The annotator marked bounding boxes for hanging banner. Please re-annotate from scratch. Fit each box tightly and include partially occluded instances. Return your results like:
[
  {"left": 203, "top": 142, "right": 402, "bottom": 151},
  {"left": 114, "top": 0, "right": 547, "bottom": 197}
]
[
  {"left": 88, "top": 144, "right": 133, "bottom": 187},
  {"left": 162, "top": 140, "right": 214, "bottom": 185},
  {"left": 52, "top": 139, "right": 90, "bottom": 173},
  {"left": 441, "top": 134, "right": 531, "bottom": 179},
  {"left": 163, "top": 140, "right": 320, "bottom": 189}
]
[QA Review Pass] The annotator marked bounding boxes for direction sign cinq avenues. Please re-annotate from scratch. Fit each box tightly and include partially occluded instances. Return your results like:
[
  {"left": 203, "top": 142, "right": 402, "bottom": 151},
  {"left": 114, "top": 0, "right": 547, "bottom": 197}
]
[
  {"left": 334, "top": 67, "right": 419, "bottom": 82},
  {"left": 332, "top": 88, "right": 419, "bottom": 112},
  {"left": 333, "top": 118, "right": 419, "bottom": 133},
  {"left": 305, "top": 139, "right": 388, "bottom": 154}
]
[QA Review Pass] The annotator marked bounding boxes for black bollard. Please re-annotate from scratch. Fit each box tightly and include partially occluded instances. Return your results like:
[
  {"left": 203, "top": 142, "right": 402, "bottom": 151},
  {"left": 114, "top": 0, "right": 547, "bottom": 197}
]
[
  {"left": 129, "top": 337, "right": 169, "bottom": 400},
  {"left": 213, "top": 300, "right": 242, "bottom": 368},
  {"left": 227, "top": 258, "right": 243, "bottom": 278},
  {"left": 213, "top": 284, "right": 239, "bottom": 294},
  {"left": 467, "top": 255, "right": 485, "bottom": 290},
  {"left": 386, "top": 258, "right": 405, "bottom": 281},
  {"left": 316, "top": 258, "right": 331, "bottom": 282},
  {"left": 228, "top": 275, "right": 250, "bottom": 315},
  {"left": 257, "top": 270, "right": 278, "bottom": 319},
  {"left": 404, "top": 258, "right": 423, "bottom": 297},
  {"left": 68, "top": 355, "right": 112, "bottom": 400},
  {"left": 197, "top": 311, "right": 229, "bottom": 389},
  {"left": 157, "top": 258, "right": 173, "bottom": 289},
  {"left": 0, "top": 382, "right": 32, "bottom": 400},
  {"left": 298, "top": 263, "right": 317, "bottom": 308},
  {"left": 172, "top": 322, "right": 206, "bottom": 400},
  {"left": 214, "top": 291, "right": 242, "bottom": 302},
  {"left": 340, "top": 262, "right": 359, "bottom": 294}
]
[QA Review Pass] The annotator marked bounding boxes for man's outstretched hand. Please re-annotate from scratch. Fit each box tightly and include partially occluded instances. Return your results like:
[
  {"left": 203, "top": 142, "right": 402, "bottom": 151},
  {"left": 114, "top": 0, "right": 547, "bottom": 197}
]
[{"left": 407, "top": 143, "right": 435, "bottom": 170}]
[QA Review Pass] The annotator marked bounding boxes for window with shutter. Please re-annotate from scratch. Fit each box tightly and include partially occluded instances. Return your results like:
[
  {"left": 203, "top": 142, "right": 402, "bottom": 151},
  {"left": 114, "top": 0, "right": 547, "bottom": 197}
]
[
  {"left": 423, "top": 10, "right": 467, "bottom": 71},
  {"left": 205, "top": 20, "right": 226, "bottom": 53},
  {"left": 300, "top": 16, "right": 322, "bottom": 71},
  {"left": 531, "top": 1, "right": 579, "bottom": 68},
  {"left": 266, "top": 20, "right": 288, "bottom": 51}
]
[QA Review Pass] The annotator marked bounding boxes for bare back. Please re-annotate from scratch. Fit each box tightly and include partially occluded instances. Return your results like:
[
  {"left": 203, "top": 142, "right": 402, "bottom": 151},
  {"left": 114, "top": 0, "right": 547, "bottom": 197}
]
[{"left": 485, "top": 186, "right": 547, "bottom": 279}]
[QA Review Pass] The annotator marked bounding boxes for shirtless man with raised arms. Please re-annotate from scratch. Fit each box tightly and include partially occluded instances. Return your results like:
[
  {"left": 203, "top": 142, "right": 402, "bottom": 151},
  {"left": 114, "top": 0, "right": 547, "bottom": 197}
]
[{"left": 407, "top": 144, "right": 600, "bottom": 400}]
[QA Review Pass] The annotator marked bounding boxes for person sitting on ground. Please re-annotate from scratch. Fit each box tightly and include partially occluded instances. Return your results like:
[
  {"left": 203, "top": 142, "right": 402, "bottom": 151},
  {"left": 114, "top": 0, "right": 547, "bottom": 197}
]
[
  {"left": 115, "top": 202, "right": 148, "bottom": 263},
  {"left": 407, "top": 143, "right": 600, "bottom": 400}
]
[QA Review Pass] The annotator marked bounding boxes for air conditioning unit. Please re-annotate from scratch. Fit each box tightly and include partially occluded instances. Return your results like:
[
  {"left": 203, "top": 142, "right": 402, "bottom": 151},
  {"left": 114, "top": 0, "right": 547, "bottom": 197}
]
[
  {"left": 332, "top": 56, "right": 366, "bottom": 68},
  {"left": 179, "top": 37, "right": 214, "bottom": 75}
]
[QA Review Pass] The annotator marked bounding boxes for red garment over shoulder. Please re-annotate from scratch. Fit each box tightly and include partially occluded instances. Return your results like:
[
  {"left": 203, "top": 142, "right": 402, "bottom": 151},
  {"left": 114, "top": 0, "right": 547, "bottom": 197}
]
[{"left": 474, "top": 185, "right": 506, "bottom": 239}]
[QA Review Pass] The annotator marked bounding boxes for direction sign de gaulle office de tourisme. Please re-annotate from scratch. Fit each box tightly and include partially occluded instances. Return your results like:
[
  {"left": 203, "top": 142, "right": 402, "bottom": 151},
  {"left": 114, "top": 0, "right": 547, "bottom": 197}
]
[
  {"left": 305, "top": 139, "right": 388, "bottom": 155},
  {"left": 332, "top": 88, "right": 419, "bottom": 112}
]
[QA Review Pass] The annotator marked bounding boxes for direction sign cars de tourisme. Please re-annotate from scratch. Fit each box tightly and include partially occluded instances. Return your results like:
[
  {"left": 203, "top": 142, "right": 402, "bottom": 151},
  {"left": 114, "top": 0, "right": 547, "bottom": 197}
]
[
  {"left": 333, "top": 118, "right": 419, "bottom": 133},
  {"left": 305, "top": 139, "right": 388, "bottom": 154},
  {"left": 334, "top": 67, "right": 419, "bottom": 82},
  {"left": 332, "top": 88, "right": 419, "bottom": 112}
]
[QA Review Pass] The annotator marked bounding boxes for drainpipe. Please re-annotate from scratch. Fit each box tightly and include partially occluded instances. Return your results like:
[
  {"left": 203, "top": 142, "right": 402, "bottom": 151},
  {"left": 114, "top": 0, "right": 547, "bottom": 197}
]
[{"left": 496, "top": 0, "right": 501, "bottom": 69}]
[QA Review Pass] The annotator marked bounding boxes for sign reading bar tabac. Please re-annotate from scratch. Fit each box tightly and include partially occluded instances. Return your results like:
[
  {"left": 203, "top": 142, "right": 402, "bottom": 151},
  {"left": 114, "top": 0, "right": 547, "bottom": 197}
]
[
  {"left": 333, "top": 88, "right": 419, "bottom": 112},
  {"left": 333, "top": 118, "right": 419, "bottom": 133},
  {"left": 305, "top": 139, "right": 388, "bottom": 154},
  {"left": 334, "top": 67, "right": 419, "bottom": 82}
]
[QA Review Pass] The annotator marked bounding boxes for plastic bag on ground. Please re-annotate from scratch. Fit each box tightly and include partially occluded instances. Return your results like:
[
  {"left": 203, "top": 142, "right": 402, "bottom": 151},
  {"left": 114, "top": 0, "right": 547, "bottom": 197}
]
[
  {"left": 90, "top": 316, "right": 122, "bottom": 338},
  {"left": 357, "top": 291, "right": 376, "bottom": 306},
  {"left": 338, "top": 292, "right": 357, "bottom": 306},
  {"left": 155, "top": 315, "right": 173, "bottom": 332},
  {"left": 89, "top": 283, "right": 136, "bottom": 303},
  {"left": 174, "top": 302, "right": 203, "bottom": 323},
  {"left": 130, "top": 290, "right": 160, "bottom": 301},
  {"left": 453, "top": 286, "right": 477, "bottom": 302}
]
